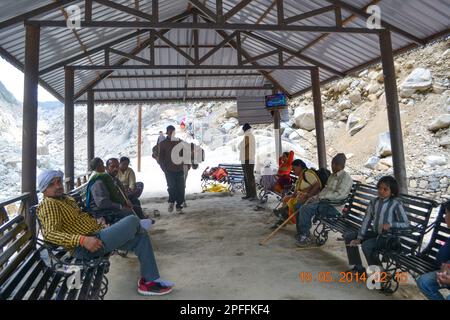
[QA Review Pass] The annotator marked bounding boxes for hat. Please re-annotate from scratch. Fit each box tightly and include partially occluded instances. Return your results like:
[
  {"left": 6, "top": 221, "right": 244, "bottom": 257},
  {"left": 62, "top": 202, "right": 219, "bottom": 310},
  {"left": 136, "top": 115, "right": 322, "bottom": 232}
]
[
  {"left": 37, "top": 170, "right": 64, "bottom": 193},
  {"left": 242, "top": 123, "right": 252, "bottom": 132}
]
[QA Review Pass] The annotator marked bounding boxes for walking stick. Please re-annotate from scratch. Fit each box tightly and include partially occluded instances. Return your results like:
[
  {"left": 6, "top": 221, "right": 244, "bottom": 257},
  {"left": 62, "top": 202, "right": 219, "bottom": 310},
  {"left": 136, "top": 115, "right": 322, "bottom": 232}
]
[
  {"left": 117, "top": 186, "right": 138, "bottom": 217},
  {"left": 259, "top": 209, "right": 299, "bottom": 246}
]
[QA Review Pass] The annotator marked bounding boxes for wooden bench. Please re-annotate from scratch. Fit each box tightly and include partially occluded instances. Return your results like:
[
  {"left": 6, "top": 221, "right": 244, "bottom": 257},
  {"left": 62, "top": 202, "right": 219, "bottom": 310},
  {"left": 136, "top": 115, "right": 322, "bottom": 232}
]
[{"left": 0, "top": 214, "right": 110, "bottom": 300}]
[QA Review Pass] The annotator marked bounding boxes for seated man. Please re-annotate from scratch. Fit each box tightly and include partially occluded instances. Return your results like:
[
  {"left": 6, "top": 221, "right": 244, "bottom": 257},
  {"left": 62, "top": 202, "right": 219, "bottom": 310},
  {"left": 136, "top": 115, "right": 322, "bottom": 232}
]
[
  {"left": 86, "top": 157, "right": 134, "bottom": 224},
  {"left": 271, "top": 159, "right": 321, "bottom": 229},
  {"left": 118, "top": 157, "right": 144, "bottom": 201},
  {"left": 108, "top": 158, "right": 146, "bottom": 219},
  {"left": 37, "top": 169, "right": 174, "bottom": 296},
  {"left": 416, "top": 200, "right": 450, "bottom": 300},
  {"left": 295, "top": 153, "right": 353, "bottom": 247}
]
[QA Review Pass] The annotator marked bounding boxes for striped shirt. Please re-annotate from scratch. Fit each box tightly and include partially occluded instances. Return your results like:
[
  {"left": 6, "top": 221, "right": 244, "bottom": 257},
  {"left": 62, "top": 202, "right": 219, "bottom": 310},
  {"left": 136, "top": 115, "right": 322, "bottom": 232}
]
[
  {"left": 37, "top": 196, "right": 103, "bottom": 250},
  {"left": 358, "top": 197, "right": 410, "bottom": 240}
]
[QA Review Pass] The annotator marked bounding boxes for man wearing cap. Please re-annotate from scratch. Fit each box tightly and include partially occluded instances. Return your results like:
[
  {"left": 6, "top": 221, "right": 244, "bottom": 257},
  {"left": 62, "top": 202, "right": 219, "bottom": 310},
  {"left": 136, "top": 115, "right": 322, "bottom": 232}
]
[
  {"left": 36, "top": 169, "right": 174, "bottom": 296},
  {"left": 239, "top": 123, "right": 257, "bottom": 200},
  {"left": 157, "top": 125, "right": 186, "bottom": 213}
]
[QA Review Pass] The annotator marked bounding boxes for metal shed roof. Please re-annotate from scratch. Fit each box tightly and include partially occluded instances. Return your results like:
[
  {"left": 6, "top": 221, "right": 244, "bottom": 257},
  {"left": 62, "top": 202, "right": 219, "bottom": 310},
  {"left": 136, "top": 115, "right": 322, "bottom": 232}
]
[{"left": 0, "top": 0, "right": 449, "bottom": 104}]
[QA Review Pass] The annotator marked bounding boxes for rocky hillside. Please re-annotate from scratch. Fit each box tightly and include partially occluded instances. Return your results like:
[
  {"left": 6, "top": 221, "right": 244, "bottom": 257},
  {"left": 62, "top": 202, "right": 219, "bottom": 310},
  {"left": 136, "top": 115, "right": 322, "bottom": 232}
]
[{"left": 0, "top": 37, "right": 448, "bottom": 201}]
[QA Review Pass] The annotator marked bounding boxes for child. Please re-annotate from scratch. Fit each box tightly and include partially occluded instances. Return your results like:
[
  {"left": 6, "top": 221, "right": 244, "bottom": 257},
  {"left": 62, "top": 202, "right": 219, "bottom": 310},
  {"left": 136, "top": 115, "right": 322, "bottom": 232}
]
[
  {"left": 273, "top": 151, "right": 294, "bottom": 193},
  {"left": 344, "top": 176, "right": 410, "bottom": 274}
]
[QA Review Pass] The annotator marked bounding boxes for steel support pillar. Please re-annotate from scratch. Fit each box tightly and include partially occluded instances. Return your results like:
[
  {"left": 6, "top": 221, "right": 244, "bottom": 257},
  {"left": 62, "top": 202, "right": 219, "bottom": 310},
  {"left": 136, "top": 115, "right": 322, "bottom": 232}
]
[
  {"left": 65, "top": 67, "right": 75, "bottom": 191},
  {"left": 379, "top": 29, "right": 408, "bottom": 194},
  {"left": 311, "top": 67, "right": 327, "bottom": 169}
]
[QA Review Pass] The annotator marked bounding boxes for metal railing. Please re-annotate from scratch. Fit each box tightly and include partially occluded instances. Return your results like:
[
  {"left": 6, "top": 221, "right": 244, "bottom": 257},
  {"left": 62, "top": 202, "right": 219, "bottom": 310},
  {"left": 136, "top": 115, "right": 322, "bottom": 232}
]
[
  {"left": 65, "top": 172, "right": 91, "bottom": 193},
  {"left": 0, "top": 192, "right": 36, "bottom": 237}
]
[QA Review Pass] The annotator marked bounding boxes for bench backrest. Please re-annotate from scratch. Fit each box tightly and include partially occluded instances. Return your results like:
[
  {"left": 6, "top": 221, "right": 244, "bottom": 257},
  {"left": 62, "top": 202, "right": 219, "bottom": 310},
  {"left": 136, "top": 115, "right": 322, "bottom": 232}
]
[
  {"left": 344, "top": 183, "right": 437, "bottom": 254},
  {"left": 418, "top": 204, "right": 450, "bottom": 265},
  {"left": 0, "top": 216, "right": 34, "bottom": 289},
  {"left": 218, "top": 164, "right": 244, "bottom": 178}
]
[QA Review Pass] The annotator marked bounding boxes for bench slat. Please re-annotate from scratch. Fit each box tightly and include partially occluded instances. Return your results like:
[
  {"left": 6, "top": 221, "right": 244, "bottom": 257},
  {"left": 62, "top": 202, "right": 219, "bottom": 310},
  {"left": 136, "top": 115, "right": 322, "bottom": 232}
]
[
  {"left": 11, "top": 259, "right": 47, "bottom": 300},
  {"left": 0, "top": 216, "right": 24, "bottom": 234},
  {"left": 0, "top": 231, "right": 33, "bottom": 267},
  {"left": 0, "top": 222, "right": 27, "bottom": 249},
  {"left": 0, "top": 247, "right": 39, "bottom": 298},
  {"left": 28, "top": 267, "right": 54, "bottom": 300},
  {"left": 0, "top": 243, "right": 34, "bottom": 287},
  {"left": 42, "top": 273, "right": 64, "bottom": 300}
]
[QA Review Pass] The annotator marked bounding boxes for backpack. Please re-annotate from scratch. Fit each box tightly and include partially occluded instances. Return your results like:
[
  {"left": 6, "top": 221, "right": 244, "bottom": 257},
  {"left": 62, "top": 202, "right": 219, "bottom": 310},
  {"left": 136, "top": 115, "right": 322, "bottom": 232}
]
[{"left": 303, "top": 168, "right": 331, "bottom": 190}]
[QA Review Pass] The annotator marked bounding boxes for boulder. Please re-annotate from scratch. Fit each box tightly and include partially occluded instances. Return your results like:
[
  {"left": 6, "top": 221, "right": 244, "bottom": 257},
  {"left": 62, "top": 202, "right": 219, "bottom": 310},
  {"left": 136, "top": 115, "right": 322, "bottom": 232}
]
[
  {"left": 221, "top": 121, "right": 237, "bottom": 133},
  {"left": 376, "top": 132, "right": 392, "bottom": 158},
  {"left": 366, "top": 82, "right": 381, "bottom": 94},
  {"left": 439, "top": 135, "right": 450, "bottom": 148},
  {"left": 364, "top": 156, "right": 379, "bottom": 170},
  {"left": 337, "top": 78, "right": 352, "bottom": 92},
  {"left": 348, "top": 91, "right": 362, "bottom": 104},
  {"left": 346, "top": 114, "right": 366, "bottom": 136},
  {"left": 225, "top": 104, "right": 238, "bottom": 118},
  {"left": 400, "top": 68, "right": 432, "bottom": 92},
  {"left": 379, "top": 156, "right": 393, "bottom": 167},
  {"left": 294, "top": 107, "right": 315, "bottom": 131},
  {"left": 405, "top": 60, "right": 415, "bottom": 69},
  {"left": 428, "top": 114, "right": 450, "bottom": 132},
  {"left": 338, "top": 99, "right": 352, "bottom": 111},
  {"left": 400, "top": 88, "right": 415, "bottom": 98},
  {"left": 425, "top": 155, "right": 447, "bottom": 167}
]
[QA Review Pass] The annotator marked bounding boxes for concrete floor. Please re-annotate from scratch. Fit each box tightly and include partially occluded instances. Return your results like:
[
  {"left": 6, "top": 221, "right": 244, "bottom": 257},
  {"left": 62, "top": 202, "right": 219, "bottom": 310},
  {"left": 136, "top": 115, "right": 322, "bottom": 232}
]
[{"left": 105, "top": 193, "right": 425, "bottom": 300}]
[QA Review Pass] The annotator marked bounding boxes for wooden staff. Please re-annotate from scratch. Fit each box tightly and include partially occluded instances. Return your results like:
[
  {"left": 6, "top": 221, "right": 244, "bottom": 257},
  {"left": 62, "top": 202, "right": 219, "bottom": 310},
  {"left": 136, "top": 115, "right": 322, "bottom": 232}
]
[{"left": 259, "top": 209, "right": 299, "bottom": 246}]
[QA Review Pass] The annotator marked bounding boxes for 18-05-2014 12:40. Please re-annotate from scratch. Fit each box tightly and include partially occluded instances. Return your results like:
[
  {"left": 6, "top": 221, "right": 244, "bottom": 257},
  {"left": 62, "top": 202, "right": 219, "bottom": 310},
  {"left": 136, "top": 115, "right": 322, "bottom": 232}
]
[{"left": 298, "top": 271, "right": 409, "bottom": 284}]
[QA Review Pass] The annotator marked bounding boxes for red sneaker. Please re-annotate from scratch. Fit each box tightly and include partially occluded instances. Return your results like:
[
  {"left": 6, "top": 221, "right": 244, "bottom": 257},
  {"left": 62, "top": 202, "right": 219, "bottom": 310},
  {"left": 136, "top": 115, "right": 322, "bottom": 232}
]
[{"left": 137, "top": 278, "right": 173, "bottom": 296}]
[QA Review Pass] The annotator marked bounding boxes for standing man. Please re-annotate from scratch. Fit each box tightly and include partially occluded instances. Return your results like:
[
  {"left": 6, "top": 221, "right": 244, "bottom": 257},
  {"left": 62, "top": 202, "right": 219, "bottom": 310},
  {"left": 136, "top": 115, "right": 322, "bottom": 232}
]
[
  {"left": 239, "top": 123, "right": 257, "bottom": 200},
  {"left": 158, "top": 125, "right": 186, "bottom": 213},
  {"left": 157, "top": 131, "right": 166, "bottom": 144}
]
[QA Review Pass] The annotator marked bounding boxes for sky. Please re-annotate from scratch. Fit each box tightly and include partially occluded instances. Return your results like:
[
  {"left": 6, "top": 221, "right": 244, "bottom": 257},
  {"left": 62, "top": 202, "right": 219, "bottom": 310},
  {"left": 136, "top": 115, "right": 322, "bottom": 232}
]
[{"left": 0, "top": 58, "right": 58, "bottom": 102}]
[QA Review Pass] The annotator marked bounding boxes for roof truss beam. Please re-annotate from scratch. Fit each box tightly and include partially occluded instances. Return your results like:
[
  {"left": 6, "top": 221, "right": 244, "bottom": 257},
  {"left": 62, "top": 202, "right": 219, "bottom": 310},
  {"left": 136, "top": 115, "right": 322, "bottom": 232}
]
[
  {"left": 93, "top": 0, "right": 153, "bottom": 21},
  {"left": 223, "top": 0, "right": 253, "bottom": 22},
  {"left": 242, "top": 31, "right": 346, "bottom": 77},
  {"left": 25, "top": 20, "right": 382, "bottom": 34},
  {"left": 0, "top": 0, "right": 79, "bottom": 30},
  {"left": 284, "top": 5, "right": 335, "bottom": 25},
  {"left": 93, "top": 86, "right": 271, "bottom": 92},
  {"left": 108, "top": 48, "right": 150, "bottom": 65},
  {"left": 71, "top": 65, "right": 314, "bottom": 71}
]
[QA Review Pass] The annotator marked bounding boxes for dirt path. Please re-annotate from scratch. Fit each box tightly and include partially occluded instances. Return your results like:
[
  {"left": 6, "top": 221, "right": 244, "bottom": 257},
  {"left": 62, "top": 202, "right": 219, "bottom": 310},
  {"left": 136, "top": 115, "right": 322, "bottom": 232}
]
[{"left": 105, "top": 193, "right": 425, "bottom": 300}]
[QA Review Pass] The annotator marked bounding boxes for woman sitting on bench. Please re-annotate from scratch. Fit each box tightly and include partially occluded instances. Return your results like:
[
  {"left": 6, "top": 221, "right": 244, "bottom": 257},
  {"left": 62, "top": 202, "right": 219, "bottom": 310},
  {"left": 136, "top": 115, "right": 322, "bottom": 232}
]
[
  {"left": 273, "top": 151, "right": 294, "bottom": 193},
  {"left": 344, "top": 176, "right": 410, "bottom": 275}
]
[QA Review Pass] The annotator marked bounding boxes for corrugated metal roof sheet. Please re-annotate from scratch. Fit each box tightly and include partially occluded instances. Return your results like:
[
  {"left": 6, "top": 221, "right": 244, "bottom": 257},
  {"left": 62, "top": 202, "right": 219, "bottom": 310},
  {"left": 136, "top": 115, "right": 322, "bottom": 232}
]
[{"left": 0, "top": 0, "right": 449, "bottom": 103}]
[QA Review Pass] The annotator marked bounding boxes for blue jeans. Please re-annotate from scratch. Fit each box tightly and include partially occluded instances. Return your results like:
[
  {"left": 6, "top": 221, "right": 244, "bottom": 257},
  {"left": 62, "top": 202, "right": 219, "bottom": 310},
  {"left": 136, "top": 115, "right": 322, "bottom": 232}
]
[
  {"left": 74, "top": 215, "right": 160, "bottom": 282},
  {"left": 416, "top": 271, "right": 450, "bottom": 300},
  {"left": 296, "top": 201, "right": 340, "bottom": 236}
]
